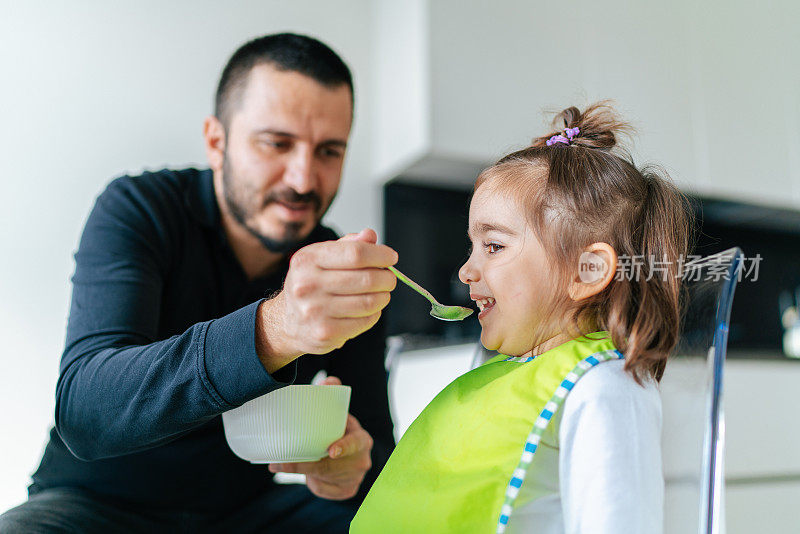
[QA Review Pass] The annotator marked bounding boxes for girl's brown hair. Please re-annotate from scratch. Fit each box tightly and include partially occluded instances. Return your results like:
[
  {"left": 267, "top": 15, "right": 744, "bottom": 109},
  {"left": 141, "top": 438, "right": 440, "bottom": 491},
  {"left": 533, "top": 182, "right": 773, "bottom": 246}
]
[{"left": 475, "top": 101, "right": 693, "bottom": 383}]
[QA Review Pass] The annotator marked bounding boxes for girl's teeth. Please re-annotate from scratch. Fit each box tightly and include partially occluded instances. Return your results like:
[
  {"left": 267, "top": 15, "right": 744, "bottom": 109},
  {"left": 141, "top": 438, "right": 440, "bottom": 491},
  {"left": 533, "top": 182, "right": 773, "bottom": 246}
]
[{"left": 476, "top": 297, "right": 495, "bottom": 311}]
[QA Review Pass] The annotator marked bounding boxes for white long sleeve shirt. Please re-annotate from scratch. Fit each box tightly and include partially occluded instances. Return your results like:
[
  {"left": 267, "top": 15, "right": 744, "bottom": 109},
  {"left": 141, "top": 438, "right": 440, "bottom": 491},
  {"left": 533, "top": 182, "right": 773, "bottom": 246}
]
[{"left": 506, "top": 359, "right": 664, "bottom": 534}]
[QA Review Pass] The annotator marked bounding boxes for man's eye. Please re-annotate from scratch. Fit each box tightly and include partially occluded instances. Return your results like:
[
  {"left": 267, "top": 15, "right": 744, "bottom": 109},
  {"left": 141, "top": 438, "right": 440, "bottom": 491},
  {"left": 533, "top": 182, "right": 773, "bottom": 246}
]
[
  {"left": 484, "top": 242, "right": 504, "bottom": 254},
  {"left": 319, "top": 147, "right": 343, "bottom": 159},
  {"left": 260, "top": 140, "right": 290, "bottom": 149}
]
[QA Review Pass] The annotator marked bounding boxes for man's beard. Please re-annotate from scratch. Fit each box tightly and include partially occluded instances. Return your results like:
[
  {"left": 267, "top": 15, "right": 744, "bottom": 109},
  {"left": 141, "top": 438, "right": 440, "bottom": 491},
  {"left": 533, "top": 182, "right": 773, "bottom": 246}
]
[{"left": 221, "top": 155, "right": 326, "bottom": 253}]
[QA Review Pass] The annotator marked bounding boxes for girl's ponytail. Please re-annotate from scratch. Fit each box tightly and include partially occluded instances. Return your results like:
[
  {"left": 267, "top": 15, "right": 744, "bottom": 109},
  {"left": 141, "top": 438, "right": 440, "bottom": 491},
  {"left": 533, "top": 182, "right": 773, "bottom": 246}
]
[{"left": 607, "top": 172, "right": 694, "bottom": 382}]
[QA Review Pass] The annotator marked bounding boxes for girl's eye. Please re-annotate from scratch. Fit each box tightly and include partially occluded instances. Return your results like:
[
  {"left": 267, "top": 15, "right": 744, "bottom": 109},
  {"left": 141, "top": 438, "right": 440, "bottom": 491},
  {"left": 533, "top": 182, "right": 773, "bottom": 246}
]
[{"left": 484, "top": 242, "right": 504, "bottom": 254}]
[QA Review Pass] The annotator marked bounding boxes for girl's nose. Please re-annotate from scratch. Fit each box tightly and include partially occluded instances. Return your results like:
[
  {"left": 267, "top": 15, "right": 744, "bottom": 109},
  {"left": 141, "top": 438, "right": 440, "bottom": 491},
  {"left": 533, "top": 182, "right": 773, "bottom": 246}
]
[{"left": 458, "top": 260, "right": 478, "bottom": 284}]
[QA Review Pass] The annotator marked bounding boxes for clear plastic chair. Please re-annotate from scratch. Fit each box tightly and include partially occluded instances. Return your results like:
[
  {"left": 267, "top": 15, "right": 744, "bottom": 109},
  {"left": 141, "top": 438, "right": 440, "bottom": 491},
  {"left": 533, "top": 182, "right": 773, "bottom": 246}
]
[{"left": 661, "top": 247, "right": 744, "bottom": 534}]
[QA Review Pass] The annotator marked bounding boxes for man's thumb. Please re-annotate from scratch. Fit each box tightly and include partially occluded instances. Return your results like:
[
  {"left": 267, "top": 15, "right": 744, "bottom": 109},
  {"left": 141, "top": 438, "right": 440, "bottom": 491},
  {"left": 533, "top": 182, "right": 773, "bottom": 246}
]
[
  {"left": 339, "top": 228, "right": 378, "bottom": 244},
  {"left": 320, "top": 375, "right": 343, "bottom": 386}
]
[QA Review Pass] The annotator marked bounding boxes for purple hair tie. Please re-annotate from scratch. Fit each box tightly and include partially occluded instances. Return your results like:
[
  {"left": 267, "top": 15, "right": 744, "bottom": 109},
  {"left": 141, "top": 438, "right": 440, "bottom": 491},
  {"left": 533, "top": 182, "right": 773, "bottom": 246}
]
[
  {"left": 546, "top": 134, "right": 569, "bottom": 146},
  {"left": 546, "top": 127, "right": 580, "bottom": 146}
]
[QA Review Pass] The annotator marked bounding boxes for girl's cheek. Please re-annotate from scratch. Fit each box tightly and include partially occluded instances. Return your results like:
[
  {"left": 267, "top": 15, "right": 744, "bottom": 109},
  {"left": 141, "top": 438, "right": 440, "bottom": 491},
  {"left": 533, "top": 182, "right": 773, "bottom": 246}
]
[
  {"left": 484, "top": 266, "right": 514, "bottom": 296},
  {"left": 481, "top": 266, "right": 495, "bottom": 290}
]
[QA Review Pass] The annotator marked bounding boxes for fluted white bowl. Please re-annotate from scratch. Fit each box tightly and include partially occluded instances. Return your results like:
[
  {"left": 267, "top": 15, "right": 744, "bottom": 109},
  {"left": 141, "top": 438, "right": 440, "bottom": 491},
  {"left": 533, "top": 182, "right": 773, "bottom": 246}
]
[{"left": 222, "top": 384, "right": 351, "bottom": 463}]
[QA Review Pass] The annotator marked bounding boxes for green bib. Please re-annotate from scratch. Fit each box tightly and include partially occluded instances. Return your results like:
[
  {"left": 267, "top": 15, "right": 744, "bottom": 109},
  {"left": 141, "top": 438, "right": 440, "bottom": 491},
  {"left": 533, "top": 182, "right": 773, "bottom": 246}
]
[{"left": 351, "top": 333, "right": 620, "bottom": 533}]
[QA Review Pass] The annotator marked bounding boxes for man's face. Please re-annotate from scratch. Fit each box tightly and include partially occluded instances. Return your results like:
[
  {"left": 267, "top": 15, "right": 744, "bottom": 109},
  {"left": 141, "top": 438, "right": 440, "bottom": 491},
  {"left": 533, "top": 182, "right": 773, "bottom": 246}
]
[{"left": 218, "top": 64, "right": 353, "bottom": 252}]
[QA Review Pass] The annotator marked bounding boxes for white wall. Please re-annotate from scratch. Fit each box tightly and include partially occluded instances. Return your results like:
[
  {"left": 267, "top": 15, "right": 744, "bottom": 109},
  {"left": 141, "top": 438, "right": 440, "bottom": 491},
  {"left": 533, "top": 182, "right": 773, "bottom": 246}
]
[
  {"left": 373, "top": 0, "right": 800, "bottom": 208},
  {"left": 370, "top": 0, "right": 430, "bottom": 182},
  {"left": 0, "top": 0, "right": 376, "bottom": 512}
]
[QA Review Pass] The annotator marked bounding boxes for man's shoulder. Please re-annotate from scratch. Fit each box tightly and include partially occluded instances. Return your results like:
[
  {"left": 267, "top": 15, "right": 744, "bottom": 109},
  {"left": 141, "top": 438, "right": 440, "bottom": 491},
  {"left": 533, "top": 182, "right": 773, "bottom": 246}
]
[
  {"left": 89, "top": 167, "right": 212, "bottom": 245},
  {"left": 98, "top": 167, "right": 210, "bottom": 221},
  {"left": 105, "top": 167, "right": 206, "bottom": 201}
]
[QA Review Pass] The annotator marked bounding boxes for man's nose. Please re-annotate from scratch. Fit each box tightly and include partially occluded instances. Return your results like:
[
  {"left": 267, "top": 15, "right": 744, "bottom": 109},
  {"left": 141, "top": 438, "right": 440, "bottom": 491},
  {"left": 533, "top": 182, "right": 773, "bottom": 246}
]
[{"left": 283, "top": 148, "right": 315, "bottom": 194}]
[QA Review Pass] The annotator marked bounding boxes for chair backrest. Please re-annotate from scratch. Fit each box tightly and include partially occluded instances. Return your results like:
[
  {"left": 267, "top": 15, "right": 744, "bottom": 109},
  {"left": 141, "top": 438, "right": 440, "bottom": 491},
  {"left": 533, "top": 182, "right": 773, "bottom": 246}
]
[{"left": 661, "top": 247, "right": 744, "bottom": 534}]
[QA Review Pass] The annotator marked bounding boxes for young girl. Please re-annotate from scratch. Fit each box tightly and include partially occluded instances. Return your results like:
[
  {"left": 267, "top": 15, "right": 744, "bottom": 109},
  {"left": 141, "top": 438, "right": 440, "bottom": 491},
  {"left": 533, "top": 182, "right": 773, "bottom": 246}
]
[{"left": 351, "top": 102, "right": 692, "bottom": 533}]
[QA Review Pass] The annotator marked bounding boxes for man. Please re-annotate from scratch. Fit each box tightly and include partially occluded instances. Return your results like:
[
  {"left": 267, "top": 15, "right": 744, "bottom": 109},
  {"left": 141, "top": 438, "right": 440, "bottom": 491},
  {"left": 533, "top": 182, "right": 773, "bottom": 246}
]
[{"left": 0, "top": 33, "right": 397, "bottom": 533}]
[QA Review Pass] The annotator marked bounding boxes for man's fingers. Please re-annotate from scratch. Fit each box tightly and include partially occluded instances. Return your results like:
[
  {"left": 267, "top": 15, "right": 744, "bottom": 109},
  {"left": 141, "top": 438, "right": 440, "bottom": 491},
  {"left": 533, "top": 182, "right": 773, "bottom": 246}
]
[
  {"left": 319, "top": 375, "right": 342, "bottom": 386},
  {"left": 269, "top": 414, "right": 372, "bottom": 502},
  {"left": 323, "top": 268, "right": 397, "bottom": 295},
  {"left": 328, "top": 416, "right": 372, "bottom": 460},
  {"left": 327, "top": 434, "right": 362, "bottom": 460},
  {"left": 338, "top": 228, "right": 377, "bottom": 244},
  {"left": 268, "top": 462, "right": 292, "bottom": 473},
  {"left": 306, "top": 476, "right": 357, "bottom": 501},
  {"left": 271, "top": 230, "right": 395, "bottom": 357},
  {"left": 344, "top": 414, "right": 361, "bottom": 432},
  {"left": 313, "top": 240, "right": 398, "bottom": 270},
  {"left": 291, "top": 313, "right": 382, "bottom": 356},
  {"left": 330, "top": 314, "right": 382, "bottom": 341},
  {"left": 327, "top": 293, "right": 391, "bottom": 318},
  {"left": 268, "top": 461, "right": 326, "bottom": 476}
]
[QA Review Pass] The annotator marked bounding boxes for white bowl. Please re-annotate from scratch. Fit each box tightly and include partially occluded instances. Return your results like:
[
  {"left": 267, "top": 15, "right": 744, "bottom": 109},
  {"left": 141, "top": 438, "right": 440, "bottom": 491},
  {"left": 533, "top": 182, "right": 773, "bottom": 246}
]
[{"left": 222, "top": 384, "right": 351, "bottom": 464}]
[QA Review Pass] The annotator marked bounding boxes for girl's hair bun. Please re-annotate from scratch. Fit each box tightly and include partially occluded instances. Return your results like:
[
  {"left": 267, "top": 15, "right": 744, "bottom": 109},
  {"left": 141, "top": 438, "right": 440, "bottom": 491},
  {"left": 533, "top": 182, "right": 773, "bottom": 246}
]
[{"left": 531, "top": 100, "right": 634, "bottom": 151}]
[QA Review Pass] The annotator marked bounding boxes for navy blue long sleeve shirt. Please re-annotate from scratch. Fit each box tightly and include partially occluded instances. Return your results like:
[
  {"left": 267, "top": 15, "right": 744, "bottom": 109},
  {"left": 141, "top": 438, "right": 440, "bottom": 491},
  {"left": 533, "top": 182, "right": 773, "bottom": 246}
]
[{"left": 30, "top": 168, "right": 394, "bottom": 513}]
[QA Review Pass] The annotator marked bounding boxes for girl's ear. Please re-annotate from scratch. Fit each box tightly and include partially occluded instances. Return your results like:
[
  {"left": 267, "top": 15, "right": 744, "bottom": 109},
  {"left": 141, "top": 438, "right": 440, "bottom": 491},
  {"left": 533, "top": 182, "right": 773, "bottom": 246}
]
[{"left": 568, "top": 242, "right": 618, "bottom": 301}]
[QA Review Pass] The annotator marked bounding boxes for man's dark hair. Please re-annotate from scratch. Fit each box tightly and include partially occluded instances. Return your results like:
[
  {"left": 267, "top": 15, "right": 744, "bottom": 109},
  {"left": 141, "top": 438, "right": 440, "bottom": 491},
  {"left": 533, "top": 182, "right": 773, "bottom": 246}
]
[{"left": 214, "top": 33, "right": 354, "bottom": 129}]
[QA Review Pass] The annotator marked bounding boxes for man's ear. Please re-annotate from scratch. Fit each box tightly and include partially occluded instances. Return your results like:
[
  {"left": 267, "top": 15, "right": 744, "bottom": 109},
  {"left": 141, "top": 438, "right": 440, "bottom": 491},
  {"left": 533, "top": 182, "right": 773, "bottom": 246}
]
[
  {"left": 568, "top": 242, "right": 618, "bottom": 301},
  {"left": 203, "top": 115, "right": 226, "bottom": 173}
]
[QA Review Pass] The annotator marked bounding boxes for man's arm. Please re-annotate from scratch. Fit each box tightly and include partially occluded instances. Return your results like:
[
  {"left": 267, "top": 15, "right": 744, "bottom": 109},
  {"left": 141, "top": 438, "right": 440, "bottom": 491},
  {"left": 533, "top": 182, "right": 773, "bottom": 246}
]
[
  {"left": 56, "top": 178, "right": 282, "bottom": 461},
  {"left": 57, "top": 180, "right": 398, "bottom": 463}
]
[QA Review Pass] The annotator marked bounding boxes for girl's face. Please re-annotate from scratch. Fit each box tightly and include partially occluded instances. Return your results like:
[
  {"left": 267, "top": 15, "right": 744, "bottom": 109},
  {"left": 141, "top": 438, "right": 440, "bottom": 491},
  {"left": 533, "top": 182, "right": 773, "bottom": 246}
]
[{"left": 458, "top": 184, "right": 559, "bottom": 357}]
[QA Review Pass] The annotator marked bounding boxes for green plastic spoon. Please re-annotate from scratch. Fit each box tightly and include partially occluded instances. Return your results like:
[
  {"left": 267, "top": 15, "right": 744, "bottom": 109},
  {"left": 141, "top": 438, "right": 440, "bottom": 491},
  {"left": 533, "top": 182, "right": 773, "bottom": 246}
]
[{"left": 388, "top": 266, "right": 474, "bottom": 321}]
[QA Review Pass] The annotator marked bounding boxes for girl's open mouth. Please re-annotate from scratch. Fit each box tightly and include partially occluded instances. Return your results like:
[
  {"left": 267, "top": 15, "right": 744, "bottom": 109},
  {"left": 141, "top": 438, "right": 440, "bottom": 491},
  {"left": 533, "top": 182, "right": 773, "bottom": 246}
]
[{"left": 476, "top": 297, "right": 495, "bottom": 319}]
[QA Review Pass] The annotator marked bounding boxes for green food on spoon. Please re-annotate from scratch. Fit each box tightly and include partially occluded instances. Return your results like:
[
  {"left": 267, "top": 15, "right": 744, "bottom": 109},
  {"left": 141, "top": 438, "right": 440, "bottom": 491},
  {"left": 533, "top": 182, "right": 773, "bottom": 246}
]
[{"left": 388, "top": 265, "right": 474, "bottom": 321}]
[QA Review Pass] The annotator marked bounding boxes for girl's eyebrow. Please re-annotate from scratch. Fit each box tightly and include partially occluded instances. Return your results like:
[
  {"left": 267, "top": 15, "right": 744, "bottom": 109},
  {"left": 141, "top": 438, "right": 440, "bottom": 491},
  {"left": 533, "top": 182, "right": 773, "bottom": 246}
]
[{"left": 468, "top": 222, "right": 517, "bottom": 239}]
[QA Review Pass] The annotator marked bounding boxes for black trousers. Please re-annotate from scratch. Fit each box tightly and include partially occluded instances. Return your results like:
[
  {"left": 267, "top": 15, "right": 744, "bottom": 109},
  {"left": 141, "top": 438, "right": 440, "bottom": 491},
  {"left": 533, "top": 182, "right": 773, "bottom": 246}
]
[{"left": 0, "top": 484, "right": 357, "bottom": 533}]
